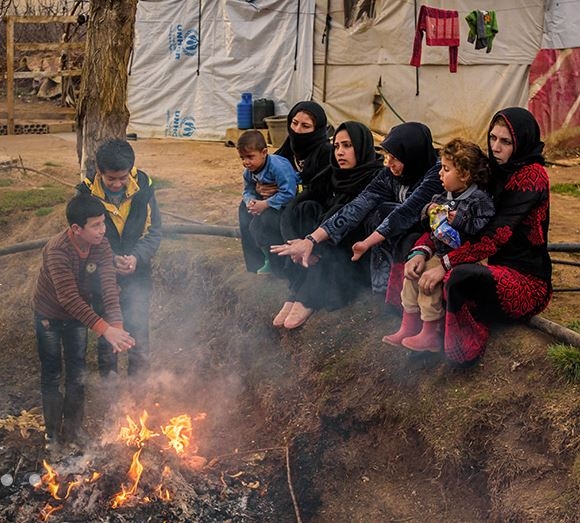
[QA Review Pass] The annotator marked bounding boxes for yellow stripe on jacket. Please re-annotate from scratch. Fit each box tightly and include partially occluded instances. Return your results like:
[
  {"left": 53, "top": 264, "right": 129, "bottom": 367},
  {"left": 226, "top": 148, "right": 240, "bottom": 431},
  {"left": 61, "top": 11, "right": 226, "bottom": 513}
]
[{"left": 85, "top": 167, "right": 151, "bottom": 237}]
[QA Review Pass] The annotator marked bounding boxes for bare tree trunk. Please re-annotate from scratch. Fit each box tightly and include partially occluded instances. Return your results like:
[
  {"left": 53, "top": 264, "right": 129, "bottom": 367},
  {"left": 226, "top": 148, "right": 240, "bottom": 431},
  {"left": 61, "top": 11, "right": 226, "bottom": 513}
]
[{"left": 76, "top": 0, "right": 137, "bottom": 178}]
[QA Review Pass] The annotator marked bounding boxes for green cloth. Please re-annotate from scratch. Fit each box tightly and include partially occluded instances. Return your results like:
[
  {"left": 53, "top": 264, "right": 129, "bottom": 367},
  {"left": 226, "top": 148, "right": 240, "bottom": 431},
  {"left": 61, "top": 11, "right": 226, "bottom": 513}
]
[{"left": 465, "top": 10, "right": 498, "bottom": 53}]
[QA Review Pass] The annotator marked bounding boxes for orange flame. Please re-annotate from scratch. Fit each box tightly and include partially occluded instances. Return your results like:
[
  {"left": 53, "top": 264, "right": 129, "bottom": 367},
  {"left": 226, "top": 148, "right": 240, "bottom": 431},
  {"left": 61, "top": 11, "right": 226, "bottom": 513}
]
[
  {"left": 154, "top": 483, "right": 172, "bottom": 501},
  {"left": 161, "top": 414, "right": 192, "bottom": 454},
  {"left": 39, "top": 460, "right": 101, "bottom": 502},
  {"left": 111, "top": 448, "right": 144, "bottom": 508},
  {"left": 41, "top": 460, "right": 61, "bottom": 500},
  {"left": 161, "top": 412, "right": 206, "bottom": 455},
  {"left": 118, "top": 410, "right": 159, "bottom": 448},
  {"left": 39, "top": 502, "right": 63, "bottom": 522}
]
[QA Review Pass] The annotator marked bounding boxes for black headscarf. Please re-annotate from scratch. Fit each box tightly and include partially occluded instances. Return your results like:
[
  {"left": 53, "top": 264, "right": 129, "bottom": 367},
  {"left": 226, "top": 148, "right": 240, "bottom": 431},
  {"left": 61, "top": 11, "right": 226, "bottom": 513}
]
[
  {"left": 327, "top": 121, "right": 383, "bottom": 205},
  {"left": 487, "top": 107, "right": 545, "bottom": 176},
  {"left": 276, "top": 101, "right": 330, "bottom": 162},
  {"left": 379, "top": 122, "right": 438, "bottom": 186}
]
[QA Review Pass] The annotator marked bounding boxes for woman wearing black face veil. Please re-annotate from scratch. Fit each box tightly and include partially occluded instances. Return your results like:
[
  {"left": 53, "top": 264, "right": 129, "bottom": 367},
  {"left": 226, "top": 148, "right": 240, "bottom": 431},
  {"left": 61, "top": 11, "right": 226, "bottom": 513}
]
[{"left": 275, "top": 101, "right": 333, "bottom": 189}]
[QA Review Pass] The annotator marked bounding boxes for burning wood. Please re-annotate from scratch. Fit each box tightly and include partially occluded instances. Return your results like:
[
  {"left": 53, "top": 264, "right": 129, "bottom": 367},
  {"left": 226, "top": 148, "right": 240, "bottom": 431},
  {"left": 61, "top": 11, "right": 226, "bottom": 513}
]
[{"left": 0, "top": 409, "right": 295, "bottom": 522}]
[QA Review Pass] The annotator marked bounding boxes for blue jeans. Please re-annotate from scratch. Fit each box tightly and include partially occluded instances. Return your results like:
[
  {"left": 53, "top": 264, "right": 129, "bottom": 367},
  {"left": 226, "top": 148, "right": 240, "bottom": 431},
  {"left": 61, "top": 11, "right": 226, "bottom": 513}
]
[
  {"left": 35, "top": 314, "right": 87, "bottom": 440},
  {"left": 96, "top": 275, "right": 152, "bottom": 377}
]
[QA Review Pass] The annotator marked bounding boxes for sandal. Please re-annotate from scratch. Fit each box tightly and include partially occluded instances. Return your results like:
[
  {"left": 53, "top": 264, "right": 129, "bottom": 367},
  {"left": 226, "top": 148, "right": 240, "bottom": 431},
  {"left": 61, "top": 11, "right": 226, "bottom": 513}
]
[
  {"left": 273, "top": 301, "right": 294, "bottom": 327},
  {"left": 283, "top": 302, "right": 314, "bottom": 329}
]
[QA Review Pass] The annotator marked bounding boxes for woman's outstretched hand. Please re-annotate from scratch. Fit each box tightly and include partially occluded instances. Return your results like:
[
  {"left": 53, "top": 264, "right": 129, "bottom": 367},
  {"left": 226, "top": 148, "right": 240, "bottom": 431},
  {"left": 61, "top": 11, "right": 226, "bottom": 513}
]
[
  {"left": 351, "top": 241, "right": 369, "bottom": 261},
  {"left": 270, "top": 239, "right": 314, "bottom": 267}
]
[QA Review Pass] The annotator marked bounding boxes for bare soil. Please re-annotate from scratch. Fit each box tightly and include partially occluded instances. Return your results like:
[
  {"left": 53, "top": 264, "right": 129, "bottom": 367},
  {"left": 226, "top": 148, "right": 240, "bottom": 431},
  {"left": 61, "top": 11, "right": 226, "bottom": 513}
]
[{"left": 0, "top": 98, "right": 579, "bottom": 521}]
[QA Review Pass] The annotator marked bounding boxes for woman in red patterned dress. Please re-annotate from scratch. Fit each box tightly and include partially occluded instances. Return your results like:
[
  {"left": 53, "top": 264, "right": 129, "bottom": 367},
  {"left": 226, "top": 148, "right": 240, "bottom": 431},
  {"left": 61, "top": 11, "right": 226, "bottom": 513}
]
[{"left": 411, "top": 107, "right": 552, "bottom": 366}]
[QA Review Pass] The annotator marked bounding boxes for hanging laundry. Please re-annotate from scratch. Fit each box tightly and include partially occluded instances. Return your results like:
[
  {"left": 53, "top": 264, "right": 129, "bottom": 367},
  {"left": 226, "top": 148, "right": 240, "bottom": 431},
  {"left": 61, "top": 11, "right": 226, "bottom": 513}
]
[
  {"left": 410, "top": 5, "right": 460, "bottom": 73},
  {"left": 465, "top": 10, "right": 498, "bottom": 53}
]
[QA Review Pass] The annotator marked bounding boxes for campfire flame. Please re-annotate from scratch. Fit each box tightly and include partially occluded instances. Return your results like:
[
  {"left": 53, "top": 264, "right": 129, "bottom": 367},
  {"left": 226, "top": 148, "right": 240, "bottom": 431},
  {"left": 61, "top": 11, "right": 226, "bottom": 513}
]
[
  {"left": 38, "top": 460, "right": 102, "bottom": 520},
  {"left": 161, "top": 414, "right": 192, "bottom": 454},
  {"left": 118, "top": 410, "right": 159, "bottom": 448},
  {"left": 39, "top": 502, "right": 63, "bottom": 522},
  {"left": 111, "top": 448, "right": 144, "bottom": 508},
  {"left": 36, "top": 409, "right": 207, "bottom": 516},
  {"left": 163, "top": 412, "right": 207, "bottom": 455},
  {"left": 40, "top": 460, "right": 85, "bottom": 501}
]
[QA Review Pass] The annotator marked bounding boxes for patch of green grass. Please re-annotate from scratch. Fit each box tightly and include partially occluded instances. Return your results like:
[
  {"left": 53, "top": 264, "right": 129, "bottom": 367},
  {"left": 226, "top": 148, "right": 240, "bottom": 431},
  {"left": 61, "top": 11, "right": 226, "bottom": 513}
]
[
  {"left": 153, "top": 177, "right": 173, "bottom": 189},
  {"left": 547, "top": 344, "right": 580, "bottom": 382},
  {"left": 552, "top": 183, "right": 580, "bottom": 197},
  {"left": 567, "top": 320, "right": 580, "bottom": 334},
  {"left": 0, "top": 179, "right": 14, "bottom": 187},
  {"left": 35, "top": 207, "right": 55, "bottom": 217},
  {"left": 0, "top": 187, "right": 71, "bottom": 215}
]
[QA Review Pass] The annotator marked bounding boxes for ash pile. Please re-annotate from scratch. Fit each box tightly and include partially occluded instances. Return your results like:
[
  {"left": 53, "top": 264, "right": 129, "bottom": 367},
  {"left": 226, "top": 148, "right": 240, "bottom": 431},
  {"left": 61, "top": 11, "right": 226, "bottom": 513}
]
[{"left": 0, "top": 409, "right": 295, "bottom": 522}]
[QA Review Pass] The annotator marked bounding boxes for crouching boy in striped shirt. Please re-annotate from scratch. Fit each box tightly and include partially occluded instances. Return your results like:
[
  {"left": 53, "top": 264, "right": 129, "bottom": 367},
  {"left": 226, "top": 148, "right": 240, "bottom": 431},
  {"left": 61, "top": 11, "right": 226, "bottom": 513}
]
[{"left": 33, "top": 194, "right": 135, "bottom": 451}]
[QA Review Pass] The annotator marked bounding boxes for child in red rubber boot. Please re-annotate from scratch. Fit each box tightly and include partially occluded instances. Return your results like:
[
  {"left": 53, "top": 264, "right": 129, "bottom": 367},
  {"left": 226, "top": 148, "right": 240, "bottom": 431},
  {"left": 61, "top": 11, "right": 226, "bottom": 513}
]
[{"left": 383, "top": 138, "right": 495, "bottom": 352}]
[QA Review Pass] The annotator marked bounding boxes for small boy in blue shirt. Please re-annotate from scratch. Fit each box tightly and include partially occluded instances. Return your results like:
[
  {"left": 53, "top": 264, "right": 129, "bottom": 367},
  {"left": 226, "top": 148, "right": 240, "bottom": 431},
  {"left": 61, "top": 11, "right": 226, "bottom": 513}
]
[{"left": 237, "top": 130, "right": 299, "bottom": 274}]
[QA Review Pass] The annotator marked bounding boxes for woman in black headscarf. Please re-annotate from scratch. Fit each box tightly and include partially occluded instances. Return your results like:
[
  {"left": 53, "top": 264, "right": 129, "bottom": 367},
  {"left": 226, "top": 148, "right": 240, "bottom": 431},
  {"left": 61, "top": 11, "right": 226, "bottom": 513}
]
[
  {"left": 275, "top": 101, "right": 333, "bottom": 189},
  {"left": 409, "top": 107, "right": 552, "bottom": 366},
  {"left": 279, "top": 122, "right": 443, "bottom": 303},
  {"left": 270, "top": 121, "right": 384, "bottom": 328},
  {"left": 329, "top": 122, "right": 443, "bottom": 295}
]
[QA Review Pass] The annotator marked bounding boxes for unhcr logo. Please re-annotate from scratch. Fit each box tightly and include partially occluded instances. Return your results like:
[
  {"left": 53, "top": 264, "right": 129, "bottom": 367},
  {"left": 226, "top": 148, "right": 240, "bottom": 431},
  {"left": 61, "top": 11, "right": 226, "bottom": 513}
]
[
  {"left": 166, "top": 110, "right": 196, "bottom": 138},
  {"left": 168, "top": 24, "right": 199, "bottom": 60}
]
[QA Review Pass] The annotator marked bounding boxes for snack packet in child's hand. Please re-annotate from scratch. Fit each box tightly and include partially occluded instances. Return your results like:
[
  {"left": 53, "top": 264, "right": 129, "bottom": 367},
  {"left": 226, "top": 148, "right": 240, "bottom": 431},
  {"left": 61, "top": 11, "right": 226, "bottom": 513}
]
[
  {"left": 428, "top": 205, "right": 447, "bottom": 230},
  {"left": 429, "top": 205, "right": 461, "bottom": 249}
]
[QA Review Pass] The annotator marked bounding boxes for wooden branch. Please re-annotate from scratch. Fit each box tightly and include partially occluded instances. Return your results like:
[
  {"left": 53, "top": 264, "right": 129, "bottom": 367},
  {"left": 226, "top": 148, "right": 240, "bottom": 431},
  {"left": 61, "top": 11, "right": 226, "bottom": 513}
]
[
  {"left": 529, "top": 316, "right": 580, "bottom": 348},
  {"left": 286, "top": 445, "right": 304, "bottom": 523},
  {"left": 15, "top": 42, "right": 85, "bottom": 52},
  {"left": 10, "top": 69, "right": 82, "bottom": 80},
  {"left": 4, "top": 15, "right": 79, "bottom": 24}
]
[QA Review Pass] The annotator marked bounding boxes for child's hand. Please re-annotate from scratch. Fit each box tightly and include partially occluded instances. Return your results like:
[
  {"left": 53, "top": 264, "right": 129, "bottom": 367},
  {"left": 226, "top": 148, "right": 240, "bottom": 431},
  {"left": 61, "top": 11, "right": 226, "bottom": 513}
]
[
  {"left": 114, "top": 254, "right": 137, "bottom": 275},
  {"left": 418, "top": 265, "right": 446, "bottom": 296},
  {"left": 249, "top": 200, "right": 268, "bottom": 215},
  {"left": 103, "top": 326, "right": 135, "bottom": 353},
  {"left": 404, "top": 255, "right": 426, "bottom": 280},
  {"left": 447, "top": 210, "right": 457, "bottom": 224}
]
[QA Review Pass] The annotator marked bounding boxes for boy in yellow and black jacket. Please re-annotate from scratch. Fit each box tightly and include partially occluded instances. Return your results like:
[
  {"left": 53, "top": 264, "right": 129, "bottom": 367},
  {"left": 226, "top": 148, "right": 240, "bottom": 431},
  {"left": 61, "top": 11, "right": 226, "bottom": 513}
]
[{"left": 76, "top": 138, "right": 162, "bottom": 377}]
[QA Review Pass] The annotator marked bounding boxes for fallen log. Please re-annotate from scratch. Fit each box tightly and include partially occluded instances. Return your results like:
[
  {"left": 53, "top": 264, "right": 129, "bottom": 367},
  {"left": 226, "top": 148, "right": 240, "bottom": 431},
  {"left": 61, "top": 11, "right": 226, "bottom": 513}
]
[
  {"left": 0, "top": 224, "right": 240, "bottom": 257},
  {"left": 528, "top": 316, "right": 580, "bottom": 349}
]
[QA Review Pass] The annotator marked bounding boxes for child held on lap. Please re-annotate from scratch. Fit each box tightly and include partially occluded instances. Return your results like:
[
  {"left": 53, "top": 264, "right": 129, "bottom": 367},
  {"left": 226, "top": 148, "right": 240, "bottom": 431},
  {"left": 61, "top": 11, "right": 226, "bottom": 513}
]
[
  {"left": 238, "top": 130, "right": 299, "bottom": 274},
  {"left": 383, "top": 138, "right": 495, "bottom": 352}
]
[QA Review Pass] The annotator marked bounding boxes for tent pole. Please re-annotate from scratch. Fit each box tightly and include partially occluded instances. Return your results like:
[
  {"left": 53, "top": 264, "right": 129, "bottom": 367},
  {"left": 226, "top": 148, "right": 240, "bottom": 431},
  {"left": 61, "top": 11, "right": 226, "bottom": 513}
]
[
  {"left": 322, "top": 0, "right": 331, "bottom": 101},
  {"left": 197, "top": 0, "right": 201, "bottom": 75},
  {"left": 294, "top": 0, "right": 301, "bottom": 71},
  {"left": 414, "top": 0, "right": 419, "bottom": 95}
]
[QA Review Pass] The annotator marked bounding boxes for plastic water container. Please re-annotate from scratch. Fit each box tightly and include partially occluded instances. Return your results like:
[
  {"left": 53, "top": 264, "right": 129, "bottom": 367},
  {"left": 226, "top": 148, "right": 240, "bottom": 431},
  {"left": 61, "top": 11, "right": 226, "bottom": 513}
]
[
  {"left": 237, "top": 92, "right": 253, "bottom": 130},
  {"left": 253, "top": 99, "right": 275, "bottom": 129}
]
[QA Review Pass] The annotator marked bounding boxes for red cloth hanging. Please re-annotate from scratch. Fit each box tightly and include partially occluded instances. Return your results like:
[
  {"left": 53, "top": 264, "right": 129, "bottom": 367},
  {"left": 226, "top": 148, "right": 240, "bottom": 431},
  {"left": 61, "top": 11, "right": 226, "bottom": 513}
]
[{"left": 410, "top": 5, "right": 460, "bottom": 73}]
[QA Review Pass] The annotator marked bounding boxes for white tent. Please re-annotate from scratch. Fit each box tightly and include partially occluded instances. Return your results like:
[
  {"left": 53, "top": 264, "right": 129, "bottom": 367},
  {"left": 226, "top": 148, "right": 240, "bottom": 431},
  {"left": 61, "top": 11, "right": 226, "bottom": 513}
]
[
  {"left": 127, "top": 0, "right": 315, "bottom": 140},
  {"left": 127, "top": 0, "right": 579, "bottom": 146}
]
